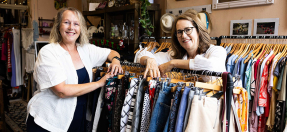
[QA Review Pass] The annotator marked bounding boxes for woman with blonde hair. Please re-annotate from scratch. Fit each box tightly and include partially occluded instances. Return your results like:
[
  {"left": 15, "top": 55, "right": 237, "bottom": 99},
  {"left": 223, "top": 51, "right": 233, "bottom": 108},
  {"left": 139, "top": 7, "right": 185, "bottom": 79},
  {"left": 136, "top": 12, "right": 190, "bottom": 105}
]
[
  {"left": 26, "top": 7, "right": 123, "bottom": 131},
  {"left": 137, "top": 9, "right": 226, "bottom": 79}
]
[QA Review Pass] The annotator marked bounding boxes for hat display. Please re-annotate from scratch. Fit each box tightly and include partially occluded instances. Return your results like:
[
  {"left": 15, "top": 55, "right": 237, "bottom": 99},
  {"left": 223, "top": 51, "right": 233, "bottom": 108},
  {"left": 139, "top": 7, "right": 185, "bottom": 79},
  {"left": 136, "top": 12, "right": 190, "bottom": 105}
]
[{"left": 160, "top": 13, "right": 176, "bottom": 33}]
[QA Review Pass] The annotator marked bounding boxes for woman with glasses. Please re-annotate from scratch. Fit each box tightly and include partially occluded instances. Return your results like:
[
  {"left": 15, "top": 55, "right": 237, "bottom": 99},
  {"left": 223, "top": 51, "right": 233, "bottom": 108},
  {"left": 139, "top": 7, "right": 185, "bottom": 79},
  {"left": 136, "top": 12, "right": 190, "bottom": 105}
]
[{"left": 137, "top": 9, "right": 226, "bottom": 79}]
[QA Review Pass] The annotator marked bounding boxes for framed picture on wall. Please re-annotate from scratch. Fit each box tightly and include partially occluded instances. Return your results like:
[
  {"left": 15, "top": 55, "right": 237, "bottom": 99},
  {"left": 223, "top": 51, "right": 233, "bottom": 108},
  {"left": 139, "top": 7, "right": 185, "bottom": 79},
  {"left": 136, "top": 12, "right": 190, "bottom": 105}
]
[
  {"left": 230, "top": 19, "right": 252, "bottom": 36},
  {"left": 253, "top": 18, "right": 279, "bottom": 36}
]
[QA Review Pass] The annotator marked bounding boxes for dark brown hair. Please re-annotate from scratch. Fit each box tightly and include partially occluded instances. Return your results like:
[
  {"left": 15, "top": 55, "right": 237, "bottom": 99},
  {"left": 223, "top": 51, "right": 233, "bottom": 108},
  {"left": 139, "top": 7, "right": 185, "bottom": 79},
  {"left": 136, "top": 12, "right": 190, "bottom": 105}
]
[{"left": 171, "top": 9, "right": 211, "bottom": 59}]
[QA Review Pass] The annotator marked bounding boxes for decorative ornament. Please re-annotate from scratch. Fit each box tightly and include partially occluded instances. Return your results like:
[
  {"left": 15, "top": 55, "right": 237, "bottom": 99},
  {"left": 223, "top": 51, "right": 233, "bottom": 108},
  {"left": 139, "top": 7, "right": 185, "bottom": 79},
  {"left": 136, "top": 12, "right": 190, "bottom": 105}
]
[{"left": 54, "top": 0, "right": 67, "bottom": 10}]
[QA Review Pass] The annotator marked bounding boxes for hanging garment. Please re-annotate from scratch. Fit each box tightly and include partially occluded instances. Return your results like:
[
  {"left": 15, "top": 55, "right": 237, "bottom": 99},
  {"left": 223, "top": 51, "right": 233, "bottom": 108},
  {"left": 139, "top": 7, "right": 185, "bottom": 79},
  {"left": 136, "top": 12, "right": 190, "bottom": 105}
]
[
  {"left": 175, "top": 87, "right": 191, "bottom": 132},
  {"left": 22, "top": 28, "right": 33, "bottom": 50},
  {"left": 131, "top": 78, "right": 147, "bottom": 132},
  {"left": 183, "top": 88, "right": 196, "bottom": 130},
  {"left": 25, "top": 49, "right": 35, "bottom": 73},
  {"left": 4, "top": 31, "right": 12, "bottom": 73},
  {"left": 91, "top": 87, "right": 104, "bottom": 132},
  {"left": 185, "top": 95, "right": 222, "bottom": 132},
  {"left": 120, "top": 78, "right": 138, "bottom": 132},
  {"left": 126, "top": 78, "right": 139, "bottom": 132},
  {"left": 168, "top": 86, "right": 182, "bottom": 132},
  {"left": 112, "top": 77, "right": 126, "bottom": 132},
  {"left": 140, "top": 89, "right": 151, "bottom": 132},
  {"left": 97, "top": 77, "right": 117, "bottom": 132},
  {"left": 148, "top": 82, "right": 174, "bottom": 132},
  {"left": 12, "top": 29, "right": 23, "bottom": 86},
  {"left": 1, "top": 42, "right": 7, "bottom": 61},
  {"left": 274, "top": 101, "right": 285, "bottom": 132}
]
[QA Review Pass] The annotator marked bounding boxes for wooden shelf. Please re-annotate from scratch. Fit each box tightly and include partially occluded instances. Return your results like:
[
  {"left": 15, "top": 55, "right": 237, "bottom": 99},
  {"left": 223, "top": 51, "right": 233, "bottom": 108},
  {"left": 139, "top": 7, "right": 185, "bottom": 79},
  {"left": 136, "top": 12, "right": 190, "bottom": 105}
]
[
  {"left": 83, "top": 4, "right": 159, "bottom": 15},
  {"left": 84, "top": 3, "right": 160, "bottom": 61},
  {"left": 38, "top": 18, "right": 54, "bottom": 21}
]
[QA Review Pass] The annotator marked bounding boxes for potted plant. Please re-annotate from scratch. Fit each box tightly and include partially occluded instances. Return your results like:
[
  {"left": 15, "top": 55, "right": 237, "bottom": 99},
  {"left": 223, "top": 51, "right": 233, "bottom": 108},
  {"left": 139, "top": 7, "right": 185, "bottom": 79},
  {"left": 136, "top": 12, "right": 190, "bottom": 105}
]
[{"left": 139, "top": 0, "right": 154, "bottom": 36}]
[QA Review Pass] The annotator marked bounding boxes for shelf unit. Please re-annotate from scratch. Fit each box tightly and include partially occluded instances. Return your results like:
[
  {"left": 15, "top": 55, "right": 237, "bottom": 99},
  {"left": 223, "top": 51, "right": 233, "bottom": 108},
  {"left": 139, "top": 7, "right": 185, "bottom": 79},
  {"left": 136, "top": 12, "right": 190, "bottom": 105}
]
[
  {"left": 83, "top": 3, "right": 160, "bottom": 55},
  {"left": 38, "top": 18, "right": 54, "bottom": 35}
]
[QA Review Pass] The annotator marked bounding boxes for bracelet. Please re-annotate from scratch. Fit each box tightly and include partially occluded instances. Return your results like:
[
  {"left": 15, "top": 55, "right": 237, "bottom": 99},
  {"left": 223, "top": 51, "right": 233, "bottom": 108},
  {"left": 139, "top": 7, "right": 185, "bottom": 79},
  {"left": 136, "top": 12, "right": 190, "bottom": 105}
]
[{"left": 112, "top": 56, "right": 120, "bottom": 61}]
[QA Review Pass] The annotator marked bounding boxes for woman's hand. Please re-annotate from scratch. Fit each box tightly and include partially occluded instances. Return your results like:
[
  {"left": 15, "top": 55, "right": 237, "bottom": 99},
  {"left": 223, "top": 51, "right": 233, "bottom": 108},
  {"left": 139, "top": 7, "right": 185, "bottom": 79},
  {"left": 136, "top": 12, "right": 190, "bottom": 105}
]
[
  {"left": 144, "top": 58, "right": 160, "bottom": 78},
  {"left": 98, "top": 72, "right": 114, "bottom": 87},
  {"left": 158, "top": 61, "right": 174, "bottom": 77},
  {"left": 107, "top": 59, "right": 123, "bottom": 75}
]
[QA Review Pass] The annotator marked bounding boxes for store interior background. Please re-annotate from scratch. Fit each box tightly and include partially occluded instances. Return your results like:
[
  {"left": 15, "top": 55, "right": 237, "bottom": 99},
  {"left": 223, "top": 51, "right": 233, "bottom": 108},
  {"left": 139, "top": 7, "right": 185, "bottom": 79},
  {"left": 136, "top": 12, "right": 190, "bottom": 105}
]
[{"left": 28, "top": 0, "right": 287, "bottom": 42}]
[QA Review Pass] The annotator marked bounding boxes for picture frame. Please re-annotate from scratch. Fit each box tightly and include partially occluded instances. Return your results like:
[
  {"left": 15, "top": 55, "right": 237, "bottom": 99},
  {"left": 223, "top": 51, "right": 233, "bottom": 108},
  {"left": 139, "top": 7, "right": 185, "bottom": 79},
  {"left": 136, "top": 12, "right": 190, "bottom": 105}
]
[
  {"left": 253, "top": 18, "right": 279, "bottom": 36},
  {"left": 230, "top": 19, "right": 252, "bottom": 36},
  {"left": 212, "top": 0, "right": 274, "bottom": 10}
]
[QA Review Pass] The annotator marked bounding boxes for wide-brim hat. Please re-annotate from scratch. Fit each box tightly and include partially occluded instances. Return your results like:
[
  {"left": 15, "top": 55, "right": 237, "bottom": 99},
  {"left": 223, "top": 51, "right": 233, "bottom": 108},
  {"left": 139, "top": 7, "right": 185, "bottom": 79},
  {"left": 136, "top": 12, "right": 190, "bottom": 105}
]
[
  {"left": 160, "top": 13, "right": 176, "bottom": 33},
  {"left": 198, "top": 12, "right": 212, "bottom": 34}
]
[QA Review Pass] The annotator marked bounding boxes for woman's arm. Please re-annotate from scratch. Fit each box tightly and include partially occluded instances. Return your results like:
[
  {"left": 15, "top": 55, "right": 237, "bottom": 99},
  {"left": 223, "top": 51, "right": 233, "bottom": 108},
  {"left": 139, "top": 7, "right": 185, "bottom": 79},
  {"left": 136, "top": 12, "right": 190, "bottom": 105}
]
[
  {"left": 158, "top": 46, "right": 227, "bottom": 75},
  {"left": 158, "top": 59, "right": 189, "bottom": 76},
  {"left": 51, "top": 72, "right": 113, "bottom": 98},
  {"left": 140, "top": 56, "right": 161, "bottom": 78},
  {"left": 106, "top": 50, "right": 123, "bottom": 75}
]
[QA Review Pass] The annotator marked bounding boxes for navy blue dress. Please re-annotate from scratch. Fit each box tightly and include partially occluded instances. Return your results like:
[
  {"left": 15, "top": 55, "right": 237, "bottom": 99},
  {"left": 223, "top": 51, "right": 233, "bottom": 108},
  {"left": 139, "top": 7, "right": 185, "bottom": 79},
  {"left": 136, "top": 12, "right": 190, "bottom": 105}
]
[{"left": 27, "top": 67, "right": 90, "bottom": 132}]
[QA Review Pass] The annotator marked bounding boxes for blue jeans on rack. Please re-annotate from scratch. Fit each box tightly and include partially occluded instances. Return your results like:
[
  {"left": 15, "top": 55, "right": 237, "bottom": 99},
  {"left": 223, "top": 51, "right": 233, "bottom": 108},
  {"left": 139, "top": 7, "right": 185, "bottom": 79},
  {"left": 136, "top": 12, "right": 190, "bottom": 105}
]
[
  {"left": 148, "top": 82, "right": 175, "bottom": 132},
  {"left": 175, "top": 87, "right": 191, "bottom": 132}
]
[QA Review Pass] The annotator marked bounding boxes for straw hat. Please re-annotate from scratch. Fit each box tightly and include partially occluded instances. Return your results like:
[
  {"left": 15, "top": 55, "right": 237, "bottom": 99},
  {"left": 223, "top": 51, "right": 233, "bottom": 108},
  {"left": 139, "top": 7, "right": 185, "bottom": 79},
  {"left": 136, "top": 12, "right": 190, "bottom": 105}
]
[
  {"left": 198, "top": 12, "right": 211, "bottom": 34},
  {"left": 160, "top": 13, "right": 176, "bottom": 33}
]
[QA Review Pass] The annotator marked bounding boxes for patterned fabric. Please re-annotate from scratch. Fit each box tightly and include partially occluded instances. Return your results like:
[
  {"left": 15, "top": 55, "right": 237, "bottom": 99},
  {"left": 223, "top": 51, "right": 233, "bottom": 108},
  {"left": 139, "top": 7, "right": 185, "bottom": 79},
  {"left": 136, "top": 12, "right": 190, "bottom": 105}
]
[
  {"left": 140, "top": 89, "right": 151, "bottom": 132},
  {"left": 148, "top": 80, "right": 157, "bottom": 113},
  {"left": 132, "top": 78, "right": 147, "bottom": 132},
  {"left": 250, "top": 59, "right": 257, "bottom": 97},
  {"left": 274, "top": 101, "right": 284, "bottom": 132},
  {"left": 120, "top": 78, "right": 138, "bottom": 132},
  {"left": 126, "top": 79, "right": 139, "bottom": 132},
  {"left": 259, "top": 54, "right": 274, "bottom": 107},
  {"left": 112, "top": 77, "right": 126, "bottom": 132},
  {"left": 104, "top": 79, "right": 117, "bottom": 132},
  {"left": 168, "top": 87, "right": 181, "bottom": 132}
]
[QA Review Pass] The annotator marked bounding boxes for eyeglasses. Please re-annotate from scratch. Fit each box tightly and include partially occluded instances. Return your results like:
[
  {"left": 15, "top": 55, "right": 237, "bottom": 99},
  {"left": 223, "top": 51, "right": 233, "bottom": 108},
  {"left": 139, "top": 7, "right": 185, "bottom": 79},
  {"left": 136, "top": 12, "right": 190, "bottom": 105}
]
[{"left": 175, "top": 27, "right": 195, "bottom": 37}]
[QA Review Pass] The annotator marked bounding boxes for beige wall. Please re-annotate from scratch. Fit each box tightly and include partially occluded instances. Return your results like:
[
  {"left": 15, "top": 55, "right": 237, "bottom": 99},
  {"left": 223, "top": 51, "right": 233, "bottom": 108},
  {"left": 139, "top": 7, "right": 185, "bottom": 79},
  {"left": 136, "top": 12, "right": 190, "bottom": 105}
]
[
  {"left": 30, "top": 0, "right": 82, "bottom": 41},
  {"left": 156, "top": 0, "right": 287, "bottom": 37}
]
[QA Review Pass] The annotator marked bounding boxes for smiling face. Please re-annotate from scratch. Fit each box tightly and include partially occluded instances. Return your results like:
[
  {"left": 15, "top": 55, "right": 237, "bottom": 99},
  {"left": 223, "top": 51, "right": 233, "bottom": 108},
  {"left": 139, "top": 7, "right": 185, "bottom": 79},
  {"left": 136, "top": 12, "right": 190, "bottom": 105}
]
[
  {"left": 59, "top": 10, "right": 81, "bottom": 44},
  {"left": 176, "top": 19, "right": 199, "bottom": 52}
]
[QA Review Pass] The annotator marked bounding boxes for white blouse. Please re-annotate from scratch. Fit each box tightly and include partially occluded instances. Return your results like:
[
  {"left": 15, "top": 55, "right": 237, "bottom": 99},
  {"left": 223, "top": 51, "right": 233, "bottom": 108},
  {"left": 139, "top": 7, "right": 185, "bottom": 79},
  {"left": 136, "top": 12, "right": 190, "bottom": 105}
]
[
  {"left": 136, "top": 45, "right": 227, "bottom": 80},
  {"left": 27, "top": 43, "right": 111, "bottom": 132}
]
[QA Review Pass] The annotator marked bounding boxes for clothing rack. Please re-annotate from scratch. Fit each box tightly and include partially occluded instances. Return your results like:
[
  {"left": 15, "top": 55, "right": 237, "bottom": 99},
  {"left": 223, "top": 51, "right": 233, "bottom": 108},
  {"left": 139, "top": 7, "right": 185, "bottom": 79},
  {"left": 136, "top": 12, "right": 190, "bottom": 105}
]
[
  {"left": 210, "top": 37, "right": 220, "bottom": 46},
  {"left": 115, "top": 61, "right": 234, "bottom": 131},
  {"left": 139, "top": 36, "right": 172, "bottom": 42},
  {"left": 217, "top": 35, "right": 287, "bottom": 45}
]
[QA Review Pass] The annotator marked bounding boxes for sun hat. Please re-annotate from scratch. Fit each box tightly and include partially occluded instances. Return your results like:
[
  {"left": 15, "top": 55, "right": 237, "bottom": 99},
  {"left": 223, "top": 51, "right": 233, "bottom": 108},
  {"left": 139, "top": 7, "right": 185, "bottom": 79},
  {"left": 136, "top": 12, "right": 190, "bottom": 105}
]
[
  {"left": 160, "top": 13, "right": 176, "bottom": 33},
  {"left": 198, "top": 12, "right": 212, "bottom": 34}
]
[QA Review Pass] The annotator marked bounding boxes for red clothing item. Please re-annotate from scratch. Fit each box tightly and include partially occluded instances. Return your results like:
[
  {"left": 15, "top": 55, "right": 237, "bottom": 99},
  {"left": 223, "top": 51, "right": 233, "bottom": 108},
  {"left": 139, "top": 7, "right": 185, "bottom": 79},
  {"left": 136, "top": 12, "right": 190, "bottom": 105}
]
[
  {"left": 4, "top": 32, "right": 12, "bottom": 72},
  {"left": 259, "top": 54, "right": 275, "bottom": 107},
  {"left": 1, "top": 42, "right": 7, "bottom": 61}
]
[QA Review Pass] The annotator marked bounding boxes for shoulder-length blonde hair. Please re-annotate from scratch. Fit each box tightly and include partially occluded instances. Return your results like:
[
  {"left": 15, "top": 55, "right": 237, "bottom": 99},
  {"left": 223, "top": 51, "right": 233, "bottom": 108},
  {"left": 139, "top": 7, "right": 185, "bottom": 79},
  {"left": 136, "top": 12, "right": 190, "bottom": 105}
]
[
  {"left": 49, "top": 7, "right": 89, "bottom": 46},
  {"left": 171, "top": 9, "right": 211, "bottom": 59}
]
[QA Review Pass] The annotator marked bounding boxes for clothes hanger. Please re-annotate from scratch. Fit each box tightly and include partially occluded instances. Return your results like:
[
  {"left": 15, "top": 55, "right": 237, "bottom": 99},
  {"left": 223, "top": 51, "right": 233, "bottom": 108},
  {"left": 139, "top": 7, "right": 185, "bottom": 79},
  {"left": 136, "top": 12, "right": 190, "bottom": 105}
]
[{"left": 194, "top": 71, "right": 222, "bottom": 91}]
